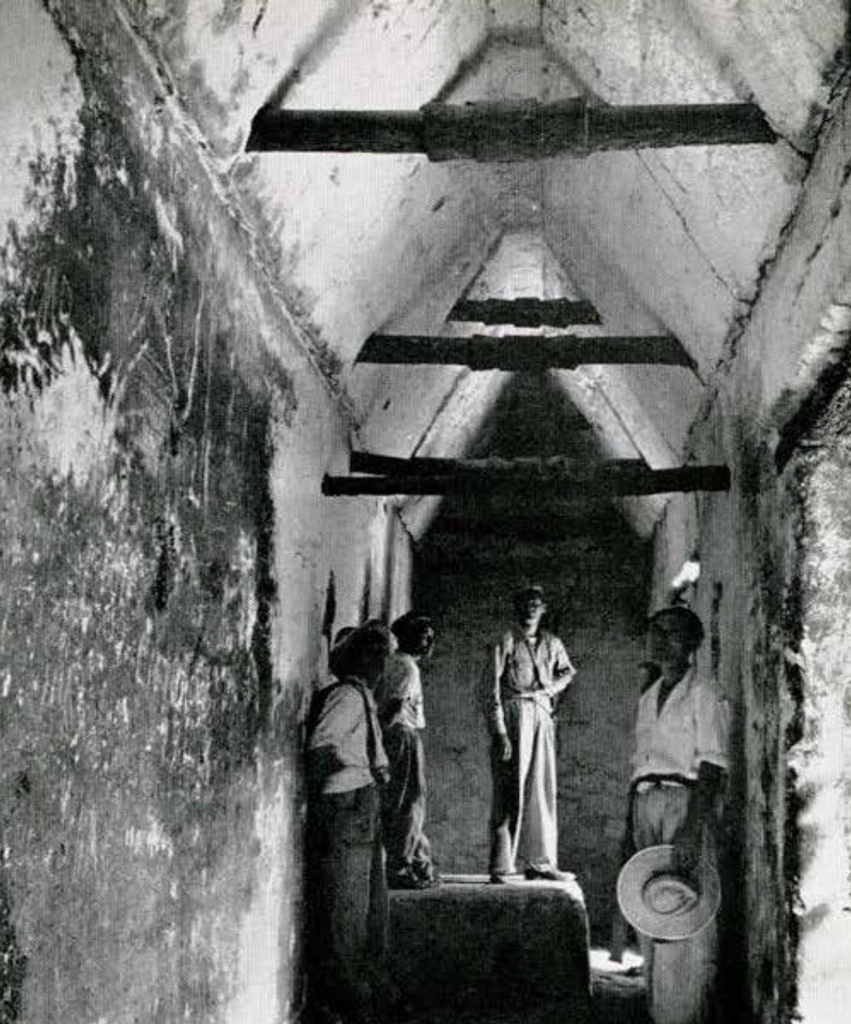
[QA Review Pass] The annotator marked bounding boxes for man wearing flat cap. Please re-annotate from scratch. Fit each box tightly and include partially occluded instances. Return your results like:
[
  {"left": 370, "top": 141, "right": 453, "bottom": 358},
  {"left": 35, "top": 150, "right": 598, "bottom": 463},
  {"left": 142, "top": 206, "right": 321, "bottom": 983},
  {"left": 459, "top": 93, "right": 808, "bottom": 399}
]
[
  {"left": 482, "top": 584, "right": 576, "bottom": 883},
  {"left": 622, "top": 605, "right": 729, "bottom": 1024}
]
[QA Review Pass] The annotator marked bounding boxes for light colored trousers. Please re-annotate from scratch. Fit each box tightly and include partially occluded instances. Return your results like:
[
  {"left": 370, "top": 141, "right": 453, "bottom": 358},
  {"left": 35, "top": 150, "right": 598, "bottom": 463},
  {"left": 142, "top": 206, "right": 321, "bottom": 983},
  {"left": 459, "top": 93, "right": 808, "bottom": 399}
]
[
  {"left": 632, "top": 785, "right": 720, "bottom": 1024},
  {"left": 490, "top": 697, "right": 558, "bottom": 874}
]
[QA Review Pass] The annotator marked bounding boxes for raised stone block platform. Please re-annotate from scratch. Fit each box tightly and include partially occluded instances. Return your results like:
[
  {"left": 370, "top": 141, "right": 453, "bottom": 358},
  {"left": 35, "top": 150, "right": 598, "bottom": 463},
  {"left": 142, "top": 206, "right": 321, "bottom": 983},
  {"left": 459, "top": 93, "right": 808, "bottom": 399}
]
[{"left": 387, "top": 874, "right": 591, "bottom": 1011}]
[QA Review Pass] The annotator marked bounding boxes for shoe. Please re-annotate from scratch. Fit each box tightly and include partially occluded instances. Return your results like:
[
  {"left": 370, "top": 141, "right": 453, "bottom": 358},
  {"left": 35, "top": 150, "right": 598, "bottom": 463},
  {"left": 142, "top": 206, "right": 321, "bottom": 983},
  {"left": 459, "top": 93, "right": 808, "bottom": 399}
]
[
  {"left": 412, "top": 865, "right": 441, "bottom": 888},
  {"left": 524, "top": 865, "right": 572, "bottom": 882},
  {"left": 489, "top": 872, "right": 510, "bottom": 885},
  {"left": 387, "top": 869, "right": 434, "bottom": 891}
]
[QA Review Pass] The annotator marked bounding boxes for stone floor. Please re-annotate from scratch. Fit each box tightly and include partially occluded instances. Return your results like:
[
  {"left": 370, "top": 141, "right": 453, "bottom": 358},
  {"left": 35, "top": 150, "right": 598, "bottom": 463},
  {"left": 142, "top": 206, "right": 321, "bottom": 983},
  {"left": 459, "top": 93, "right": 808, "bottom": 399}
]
[
  {"left": 407, "top": 951, "right": 650, "bottom": 1024},
  {"left": 587, "top": 949, "right": 651, "bottom": 1024}
]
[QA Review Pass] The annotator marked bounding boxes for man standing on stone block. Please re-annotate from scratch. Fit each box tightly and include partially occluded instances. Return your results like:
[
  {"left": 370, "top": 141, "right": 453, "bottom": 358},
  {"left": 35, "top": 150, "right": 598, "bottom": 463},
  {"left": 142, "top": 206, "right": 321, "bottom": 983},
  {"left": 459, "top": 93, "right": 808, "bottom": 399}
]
[
  {"left": 483, "top": 584, "right": 576, "bottom": 883},
  {"left": 622, "top": 605, "right": 728, "bottom": 1024}
]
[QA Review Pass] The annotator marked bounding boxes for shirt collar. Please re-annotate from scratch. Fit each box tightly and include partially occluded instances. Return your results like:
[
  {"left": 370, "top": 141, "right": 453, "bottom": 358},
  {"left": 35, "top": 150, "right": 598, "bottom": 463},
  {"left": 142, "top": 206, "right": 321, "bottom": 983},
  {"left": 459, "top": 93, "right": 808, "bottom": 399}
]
[
  {"left": 511, "top": 624, "right": 545, "bottom": 644},
  {"left": 647, "top": 664, "right": 695, "bottom": 709}
]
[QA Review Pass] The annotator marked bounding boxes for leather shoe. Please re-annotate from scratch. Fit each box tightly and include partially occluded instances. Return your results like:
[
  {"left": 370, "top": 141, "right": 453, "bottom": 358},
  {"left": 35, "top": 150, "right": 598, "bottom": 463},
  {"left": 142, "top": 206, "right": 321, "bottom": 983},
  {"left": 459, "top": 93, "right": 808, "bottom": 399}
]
[
  {"left": 388, "top": 869, "right": 435, "bottom": 891},
  {"left": 524, "top": 865, "right": 571, "bottom": 882}
]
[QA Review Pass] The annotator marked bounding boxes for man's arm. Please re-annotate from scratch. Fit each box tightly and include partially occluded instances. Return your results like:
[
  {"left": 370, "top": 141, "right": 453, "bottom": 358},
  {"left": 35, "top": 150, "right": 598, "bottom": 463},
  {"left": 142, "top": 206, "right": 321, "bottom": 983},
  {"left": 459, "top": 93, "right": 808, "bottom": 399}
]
[
  {"left": 543, "top": 637, "right": 576, "bottom": 698},
  {"left": 482, "top": 638, "right": 512, "bottom": 761},
  {"left": 674, "top": 761, "right": 726, "bottom": 876},
  {"left": 306, "top": 685, "right": 360, "bottom": 784},
  {"left": 674, "top": 679, "right": 729, "bottom": 875}
]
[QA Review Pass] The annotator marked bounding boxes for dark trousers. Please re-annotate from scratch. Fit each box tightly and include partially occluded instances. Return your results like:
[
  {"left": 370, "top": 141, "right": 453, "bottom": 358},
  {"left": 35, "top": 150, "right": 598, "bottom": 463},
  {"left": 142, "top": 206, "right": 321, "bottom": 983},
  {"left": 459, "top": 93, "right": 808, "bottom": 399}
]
[
  {"left": 306, "top": 784, "right": 389, "bottom": 1023},
  {"left": 381, "top": 724, "right": 434, "bottom": 879}
]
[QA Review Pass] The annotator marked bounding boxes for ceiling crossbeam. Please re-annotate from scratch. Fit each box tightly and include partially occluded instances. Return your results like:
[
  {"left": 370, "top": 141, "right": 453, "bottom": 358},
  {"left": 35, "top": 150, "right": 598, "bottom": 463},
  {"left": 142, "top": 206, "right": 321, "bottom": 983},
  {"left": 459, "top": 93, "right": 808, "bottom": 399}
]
[
  {"left": 351, "top": 453, "right": 644, "bottom": 475},
  {"left": 247, "top": 100, "right": 775, "bottom": 160},
  {"left": 357, "top": 333, "right": 694, "bottom": 369},
  {"left": 324, "top": 456, "right": 730, "bottom": 496},
  {"left": 448, "top": 297, "right": 600, "bottom": 327}
]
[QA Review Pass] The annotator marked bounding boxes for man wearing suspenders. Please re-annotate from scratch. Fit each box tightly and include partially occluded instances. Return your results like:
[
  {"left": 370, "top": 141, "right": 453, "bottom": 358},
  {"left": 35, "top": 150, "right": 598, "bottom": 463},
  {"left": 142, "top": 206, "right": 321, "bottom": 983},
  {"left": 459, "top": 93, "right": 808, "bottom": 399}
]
[{"left": 305, "top": 622, "right": 394, "bottom": 1024}]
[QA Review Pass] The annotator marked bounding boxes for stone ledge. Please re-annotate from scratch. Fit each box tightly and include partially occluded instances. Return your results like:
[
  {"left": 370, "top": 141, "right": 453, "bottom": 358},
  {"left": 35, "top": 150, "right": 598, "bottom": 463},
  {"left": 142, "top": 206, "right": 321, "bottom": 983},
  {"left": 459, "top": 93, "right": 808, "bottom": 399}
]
[{"left": 387, "top": 874, "right": 591, "bottom": 1009}]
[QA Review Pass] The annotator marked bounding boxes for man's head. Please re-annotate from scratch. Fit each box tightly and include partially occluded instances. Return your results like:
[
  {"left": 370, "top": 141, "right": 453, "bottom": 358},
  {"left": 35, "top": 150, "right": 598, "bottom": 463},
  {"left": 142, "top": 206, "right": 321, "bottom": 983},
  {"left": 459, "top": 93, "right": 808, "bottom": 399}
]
[
  {"left": 513, "top": 584, "right": 546, "bottom": 630},
  {"left": 646, "top": 606, "right": 704, "bottom": 667},
  {"left": 329, "top": 620, "right": 391, "bottom": 685},
  {"left": 391, "top": 612, "right": 436, "bottom": 658},
  {"left": 332, "top": 626, "right": 357, "bottom": 648}
]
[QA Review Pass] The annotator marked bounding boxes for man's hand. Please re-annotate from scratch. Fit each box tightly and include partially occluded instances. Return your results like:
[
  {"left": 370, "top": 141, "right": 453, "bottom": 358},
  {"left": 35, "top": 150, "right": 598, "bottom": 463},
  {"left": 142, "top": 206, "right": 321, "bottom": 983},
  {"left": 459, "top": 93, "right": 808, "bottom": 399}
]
[
  {"left": 673, "top": 762, "right": 725, "bottom": 879},
  {"left": 495, "top": 734, "right": 512, "bottom": 761}
]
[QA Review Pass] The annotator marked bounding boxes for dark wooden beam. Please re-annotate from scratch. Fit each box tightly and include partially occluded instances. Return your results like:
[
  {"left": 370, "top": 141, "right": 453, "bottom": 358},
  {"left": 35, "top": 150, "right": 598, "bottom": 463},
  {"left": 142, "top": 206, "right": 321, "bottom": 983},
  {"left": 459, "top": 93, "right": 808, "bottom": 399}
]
[
  {"left": 324, "top": 463, "right": 730, "bottom": 496},
  {"left": 357, "top": 333, "right": 694, "bottom": 369},
  {"left": 448, "top": 298, "right": 600, "bottom": 328},
  {"left": 246, "top": 100, "right": 775, "bottom": 160},
  {"left": 350, "top": 452, "right": 645, "bottom": 476}
]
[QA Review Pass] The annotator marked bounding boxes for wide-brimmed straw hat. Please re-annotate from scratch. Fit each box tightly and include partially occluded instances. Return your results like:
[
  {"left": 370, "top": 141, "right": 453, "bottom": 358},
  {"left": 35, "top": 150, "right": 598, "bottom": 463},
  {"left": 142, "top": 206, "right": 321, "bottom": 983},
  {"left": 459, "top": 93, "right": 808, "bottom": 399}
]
[{"left": 616, "top": 845, "right": 721, "bottom": 941}]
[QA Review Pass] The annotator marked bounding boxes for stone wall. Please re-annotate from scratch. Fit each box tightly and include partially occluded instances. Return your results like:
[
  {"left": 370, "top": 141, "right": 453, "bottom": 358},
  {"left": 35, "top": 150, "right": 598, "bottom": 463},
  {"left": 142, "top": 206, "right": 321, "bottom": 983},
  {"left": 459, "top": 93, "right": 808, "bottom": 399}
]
[
  {"left": 781, "top": 387, "right": 851, "bottom": 1024},
  {"left": 414, "top": 527, "right": 648, "bottom": 938},
  {"left": 0, "top": 4, "right": 408, "bottom": 1022},
  {"left": 645, "top": 48, "right": 851, "bottom": 1022}
]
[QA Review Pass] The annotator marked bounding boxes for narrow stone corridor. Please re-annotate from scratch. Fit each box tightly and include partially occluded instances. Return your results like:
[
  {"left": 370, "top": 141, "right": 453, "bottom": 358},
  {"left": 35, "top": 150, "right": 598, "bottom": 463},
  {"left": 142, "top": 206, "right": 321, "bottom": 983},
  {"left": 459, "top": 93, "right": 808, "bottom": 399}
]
[{"left": 2, "top": 2, "right": 851, "bottom": 1023}]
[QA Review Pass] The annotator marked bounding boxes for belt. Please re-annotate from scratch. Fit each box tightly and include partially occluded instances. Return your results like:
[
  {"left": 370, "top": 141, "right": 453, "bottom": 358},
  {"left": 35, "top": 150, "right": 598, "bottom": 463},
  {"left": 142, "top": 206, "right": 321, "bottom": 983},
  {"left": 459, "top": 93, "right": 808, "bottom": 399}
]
[{"left": 633, "top": 774, "right": 694, "bottom": 794}]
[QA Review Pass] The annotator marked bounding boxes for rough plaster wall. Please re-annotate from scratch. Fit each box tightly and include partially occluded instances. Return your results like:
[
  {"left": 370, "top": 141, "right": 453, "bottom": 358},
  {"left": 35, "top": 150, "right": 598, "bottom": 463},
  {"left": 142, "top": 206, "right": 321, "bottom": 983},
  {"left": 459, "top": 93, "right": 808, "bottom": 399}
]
[
  {"left": 413, "top": 528, "right": 648, "bottom": 938},
  {"left": 539, "top": 0, "right": 814, "bottom": 475},
  {"left": 637, "top": 27, "right": 851, "bottom": 1012},
  {"left": 785, "top": 401, "right": 851, "bottom": 1024},
  {"left": 0, "top": 4, "right": 408, "bottom": 1022},
  {"left": 120, "top": 0, "right": 501, "bottom": 375},
  {"left": 0, "top": 0, "right": 82, "bottom": 250},
  {"left": 647, "top": 372, "right": 814, "bottom": 1023},
  {"left": 120, "top": 0, "right": 488, "bottom": 156},
  {"left": 681, "top": 0, "right": 848, "bottom": 151}
]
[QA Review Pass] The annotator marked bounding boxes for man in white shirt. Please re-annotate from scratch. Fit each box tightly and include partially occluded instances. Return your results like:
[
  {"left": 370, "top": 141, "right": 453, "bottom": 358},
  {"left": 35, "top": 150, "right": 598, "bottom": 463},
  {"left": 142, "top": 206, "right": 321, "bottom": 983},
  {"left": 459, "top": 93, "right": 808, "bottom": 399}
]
[
  {"left": 305, "top": 622, "right": 393, "bottom": 1024},
  {"left": 375, "top": 612, "right": 438, "bottom": 889},
  {"left": 483, "top": 584, "right": 576, "bottom": 883},
  {"left": 624, "top": 605, "right": 729, "bottom": 1024}
]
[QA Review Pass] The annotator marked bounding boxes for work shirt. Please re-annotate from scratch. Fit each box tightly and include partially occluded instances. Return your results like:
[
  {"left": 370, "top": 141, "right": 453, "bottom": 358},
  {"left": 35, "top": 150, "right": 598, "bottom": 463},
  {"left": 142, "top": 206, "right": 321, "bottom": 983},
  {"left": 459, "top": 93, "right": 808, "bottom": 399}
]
[
  {"left": 631, "top": 666, "right": 729, "bottom": 783},
  {"left": 375, "top": 651, "right": 426, "bottom": 730},
  {"left": 306, "top": 676, "right": 389, "bottom": 795},
  {"left": 483, "top": 626, "right": 575, "bottom": 736}
]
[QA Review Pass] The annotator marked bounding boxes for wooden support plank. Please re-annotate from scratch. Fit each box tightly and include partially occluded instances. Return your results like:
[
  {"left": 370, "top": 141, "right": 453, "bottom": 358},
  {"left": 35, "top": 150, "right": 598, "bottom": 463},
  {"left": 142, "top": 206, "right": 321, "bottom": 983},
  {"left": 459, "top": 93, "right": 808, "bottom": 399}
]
[
  {"left": 246, "top": 100, "right": 775, "bottom": 160},
  {"left": 350, "top": 452, "right": 645, "bottom": 476},
  {"left": 323, "top": 464, "right": 730, "bottom": 496},
  {"left": 357, "top": 333, "right": 694, "bottom": 369},
  {"left": 448, "top": 298, "right": 601, "bottom": 327}
]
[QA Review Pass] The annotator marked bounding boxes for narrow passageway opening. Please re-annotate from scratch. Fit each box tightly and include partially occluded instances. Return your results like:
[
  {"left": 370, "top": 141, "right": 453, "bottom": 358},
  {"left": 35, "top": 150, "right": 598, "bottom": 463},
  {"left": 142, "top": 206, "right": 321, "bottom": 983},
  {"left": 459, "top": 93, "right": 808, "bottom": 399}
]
[{"left": 410, "top": 371, "right": 650, "bottom": 937}]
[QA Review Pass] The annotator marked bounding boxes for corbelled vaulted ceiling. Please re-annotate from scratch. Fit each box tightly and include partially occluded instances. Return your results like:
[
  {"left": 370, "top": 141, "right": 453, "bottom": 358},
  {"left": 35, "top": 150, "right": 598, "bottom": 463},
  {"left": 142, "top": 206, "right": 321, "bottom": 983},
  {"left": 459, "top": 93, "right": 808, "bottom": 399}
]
[{"left": 124, "top": 0, "right": 849, "bottom": 538}]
